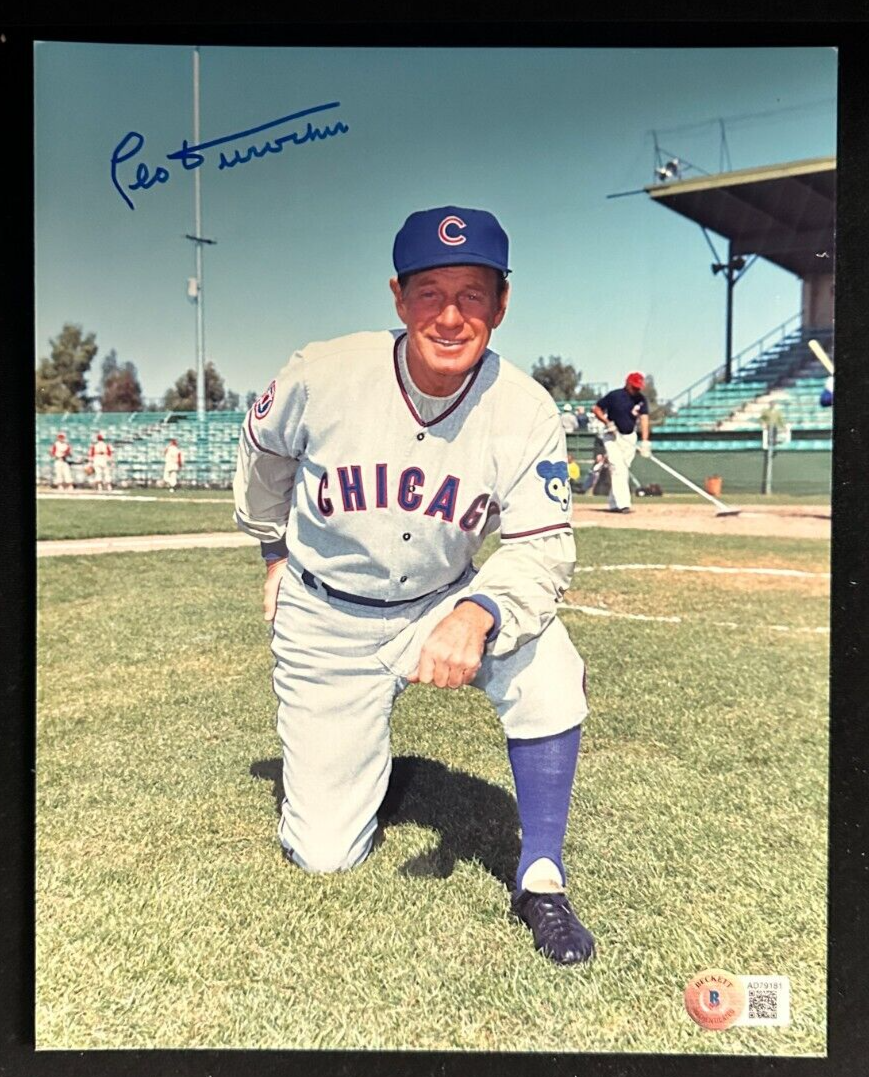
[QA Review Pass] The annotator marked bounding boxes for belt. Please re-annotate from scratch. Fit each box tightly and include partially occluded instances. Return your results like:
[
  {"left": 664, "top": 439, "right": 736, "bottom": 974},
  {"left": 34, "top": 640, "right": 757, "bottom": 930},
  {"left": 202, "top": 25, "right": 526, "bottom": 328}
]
[{"left": 300, "top": 568, "right": 463, "bottom": 608}]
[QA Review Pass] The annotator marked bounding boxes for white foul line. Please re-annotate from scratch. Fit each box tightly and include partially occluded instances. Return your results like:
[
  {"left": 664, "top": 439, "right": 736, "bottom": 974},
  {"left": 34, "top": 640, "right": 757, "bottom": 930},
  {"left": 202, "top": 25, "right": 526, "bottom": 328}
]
[
  {"left": 37, "top": 532, "right": 257, "bottom": 557},
  {"left": 559, "top": 603, "right": 828, "bottom": 635},
  {"left": 573, "top": 563, "right": 828, "bottom": 579},
  {"left": 563, "top": 605, "right": 682, "bottom": 624}
]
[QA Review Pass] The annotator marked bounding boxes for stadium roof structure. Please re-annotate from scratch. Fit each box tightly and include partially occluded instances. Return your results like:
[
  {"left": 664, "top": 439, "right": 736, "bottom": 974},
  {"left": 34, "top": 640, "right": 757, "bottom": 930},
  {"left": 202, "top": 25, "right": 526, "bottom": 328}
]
[{"left": 645, "top": 156, "right": 836, "bottom": 278}]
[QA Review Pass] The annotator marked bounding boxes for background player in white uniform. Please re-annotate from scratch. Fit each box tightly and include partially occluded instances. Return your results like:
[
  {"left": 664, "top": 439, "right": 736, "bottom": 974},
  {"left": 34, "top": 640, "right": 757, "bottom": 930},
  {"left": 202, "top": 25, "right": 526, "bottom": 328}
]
[
  {"left": 49, "top": 432, "right": 74, "bottom": 489},
  {"left": 560, "top": 402, "right": 579, "bottom": 434},
  {"left": 88, "top": 432, "right": 113, "bottom": 490},
  {"left": 592, "top": 372, "right": 652, "bottom": 513},
  {"left": 163, "top": 438, "right": 183, "bottom": 490},
  {"left": 234, "top": 206, "right": 595, "bottom": 965}
]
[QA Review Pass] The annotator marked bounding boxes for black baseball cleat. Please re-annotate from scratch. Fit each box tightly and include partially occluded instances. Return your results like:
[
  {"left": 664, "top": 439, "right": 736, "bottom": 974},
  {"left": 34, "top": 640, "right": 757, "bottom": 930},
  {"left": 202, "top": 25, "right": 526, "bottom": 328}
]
[{"left": 511, "top": 889, "right": 596, "bottom": 965}]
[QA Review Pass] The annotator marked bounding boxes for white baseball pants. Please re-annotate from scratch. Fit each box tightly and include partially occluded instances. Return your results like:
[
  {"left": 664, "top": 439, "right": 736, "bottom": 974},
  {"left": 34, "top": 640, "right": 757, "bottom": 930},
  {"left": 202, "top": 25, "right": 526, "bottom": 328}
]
[
  {"left": 53, "top": 459, "right": 72, "bottom": 486},
  {"left": 93, "top": 461, "right": 111, "bottom": 486},
  {"left": 163, "top": 465, "right": 179, "bottom": 489},
  {"left": 603, "top": 430, "right": 637, "bottom": 509},
  {"left": 269, "top": 557, "right": 588, "bottom": 874}
]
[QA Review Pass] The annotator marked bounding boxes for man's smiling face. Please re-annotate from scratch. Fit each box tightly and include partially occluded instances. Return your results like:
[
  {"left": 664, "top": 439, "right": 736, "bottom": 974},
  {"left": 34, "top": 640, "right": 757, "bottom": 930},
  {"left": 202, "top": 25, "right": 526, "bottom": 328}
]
[{"left": 390, "top": 265, "right": 509, "bottom": 397}]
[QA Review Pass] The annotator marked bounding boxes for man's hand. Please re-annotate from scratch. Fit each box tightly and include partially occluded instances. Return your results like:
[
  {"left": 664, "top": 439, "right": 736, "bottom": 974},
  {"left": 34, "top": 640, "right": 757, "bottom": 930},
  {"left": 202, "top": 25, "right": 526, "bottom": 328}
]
[
  {"left": 638, "top": 440, "right": 652, "bottom": 458},
  {"left": 408, "top": 601, "right": 495, "bottom": 689},
  {"left": 263, "top": 558, "right": 287, "bottom": 622},
  {"left": 605, "top": 421, "right": 618, "bottom": 435}
]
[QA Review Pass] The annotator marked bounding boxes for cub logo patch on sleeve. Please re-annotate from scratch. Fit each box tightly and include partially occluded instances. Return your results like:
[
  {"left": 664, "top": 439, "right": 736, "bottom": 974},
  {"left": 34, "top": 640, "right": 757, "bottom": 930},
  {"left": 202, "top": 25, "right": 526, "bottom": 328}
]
[
  {"left": 253, "top": 380, "right": 277, "bottom": 420},
  {"left": 536, "top": 460, "right": 571, "bottom": 511}
]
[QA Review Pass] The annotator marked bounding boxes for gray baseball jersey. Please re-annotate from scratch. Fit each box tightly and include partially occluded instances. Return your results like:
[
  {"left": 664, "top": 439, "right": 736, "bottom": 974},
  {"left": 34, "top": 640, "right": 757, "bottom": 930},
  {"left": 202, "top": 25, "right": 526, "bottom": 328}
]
[
  {"left": 234, "top": 329, "right": 587, "bottom": 872},
  {"left": 234, "top": 329, "right": 573, "bottom": 604}
]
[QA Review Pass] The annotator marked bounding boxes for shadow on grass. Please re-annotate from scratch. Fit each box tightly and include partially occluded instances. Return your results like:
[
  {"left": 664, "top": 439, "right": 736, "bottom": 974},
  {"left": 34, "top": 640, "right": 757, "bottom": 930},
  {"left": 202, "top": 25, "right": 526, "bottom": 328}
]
[{"left": 250, "top": 755, "right": 520, "bottom": 888}]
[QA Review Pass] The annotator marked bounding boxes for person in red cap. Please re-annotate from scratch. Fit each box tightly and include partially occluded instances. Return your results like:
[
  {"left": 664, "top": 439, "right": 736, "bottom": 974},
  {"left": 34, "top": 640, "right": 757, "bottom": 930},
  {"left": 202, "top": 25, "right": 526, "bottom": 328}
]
[
  {"left": 591, "top": 372, "right": 652, "bottom": 513},
  {"left": 49, "top": 431, "right": 74, "bottom": 490}
]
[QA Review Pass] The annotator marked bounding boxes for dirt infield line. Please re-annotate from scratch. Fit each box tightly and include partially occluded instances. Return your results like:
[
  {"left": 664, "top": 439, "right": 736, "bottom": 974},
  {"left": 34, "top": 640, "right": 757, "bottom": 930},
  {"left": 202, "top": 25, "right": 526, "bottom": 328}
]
[
  {"left": 37, "top": 493, "right": 232, "bottom": 504},
  {"left": 572, "top": 499, "right": 831, "bottom": 542},
  {"left": 37, "top": 531, "right": 830, "bottom": 584},
  {"left": 37, "top": 532, "right": 257, "bottom": 558},
  {"left": 572, "top": 501, "right": 830, "bottom": 540}
]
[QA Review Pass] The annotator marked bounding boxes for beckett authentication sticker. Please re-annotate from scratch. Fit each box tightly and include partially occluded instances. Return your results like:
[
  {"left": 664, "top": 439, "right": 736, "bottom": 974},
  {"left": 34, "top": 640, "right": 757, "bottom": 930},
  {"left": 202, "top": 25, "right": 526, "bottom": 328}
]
[
  {"left": 684, "top": 969, "right": 746, "bottom": 1031},
  {"left": 684, "top": 970, "right": 791, "bottom": 1030}
]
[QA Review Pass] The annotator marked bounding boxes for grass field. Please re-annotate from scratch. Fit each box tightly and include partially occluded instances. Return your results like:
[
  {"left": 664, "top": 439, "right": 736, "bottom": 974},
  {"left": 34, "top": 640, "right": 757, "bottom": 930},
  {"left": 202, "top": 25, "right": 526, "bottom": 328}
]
[
  {"left": 37, "top": 494, "right": 237, "bottom": 540},
  {"left": 35, "top": 526, "right": 830, "bottom": 1053},
  {"left": 36, "top": 489, "right": 828, "bottom": 542}
]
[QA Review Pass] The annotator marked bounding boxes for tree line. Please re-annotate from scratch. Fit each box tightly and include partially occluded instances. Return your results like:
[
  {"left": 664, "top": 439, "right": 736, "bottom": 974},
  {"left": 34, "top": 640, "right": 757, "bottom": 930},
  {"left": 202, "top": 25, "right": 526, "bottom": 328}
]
[
  {"left": 35, "top": 325, "right": 672, "bottom": 424},
  {"left": 35, "top": 323, "right": 257, "bottom": 414},
  {"left": 530, "top": 355, "right": 673, "bottom": 425}
]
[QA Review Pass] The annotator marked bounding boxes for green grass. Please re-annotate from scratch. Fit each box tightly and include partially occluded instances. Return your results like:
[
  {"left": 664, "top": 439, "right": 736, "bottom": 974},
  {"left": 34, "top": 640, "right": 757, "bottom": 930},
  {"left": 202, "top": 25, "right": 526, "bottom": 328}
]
[
  {"left": 36, "top": 530, "right": 829, "bottom": 1053},
  {"left": 37, "top": 497, "right": 237, "bottom": 540},
  {"left": 566, "top": 527, "right": 828, "bottom": 572}
]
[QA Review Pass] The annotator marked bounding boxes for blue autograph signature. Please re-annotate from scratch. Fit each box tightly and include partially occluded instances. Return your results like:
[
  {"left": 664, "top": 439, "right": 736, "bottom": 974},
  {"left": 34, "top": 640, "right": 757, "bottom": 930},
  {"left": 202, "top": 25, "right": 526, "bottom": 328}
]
[{"left": 111, "top": 101, "right": 349, "bottom": 210}]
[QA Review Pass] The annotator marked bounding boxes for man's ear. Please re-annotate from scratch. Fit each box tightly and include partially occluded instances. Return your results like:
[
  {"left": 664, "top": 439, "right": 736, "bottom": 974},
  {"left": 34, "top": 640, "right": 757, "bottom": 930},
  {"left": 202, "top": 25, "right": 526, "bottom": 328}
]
[
  {"left": 492, "top": 279, "right": 510, "bottom": 329},
  {"left": 389, "top": 277, "right": 407, "bottom": 323}
]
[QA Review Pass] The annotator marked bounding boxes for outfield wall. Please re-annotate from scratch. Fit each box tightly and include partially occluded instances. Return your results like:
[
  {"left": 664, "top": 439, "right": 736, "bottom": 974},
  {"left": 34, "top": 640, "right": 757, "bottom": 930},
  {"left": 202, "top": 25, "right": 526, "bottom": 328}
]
[
  {"left": 564, "top": 429, "right": 832, "bottom": 497},
  {"left": 36, "top": 414, "right": 831, "bottom": 496},
  {"left": 622, "top": 450, "right": 830, "bottom": 497}
]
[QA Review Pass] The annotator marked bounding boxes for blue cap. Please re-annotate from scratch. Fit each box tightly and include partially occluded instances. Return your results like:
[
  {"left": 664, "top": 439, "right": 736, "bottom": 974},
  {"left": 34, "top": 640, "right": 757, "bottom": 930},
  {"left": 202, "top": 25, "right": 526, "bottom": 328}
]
[{"left": 393, "top": 206, "right": 510, "bottom": 277}]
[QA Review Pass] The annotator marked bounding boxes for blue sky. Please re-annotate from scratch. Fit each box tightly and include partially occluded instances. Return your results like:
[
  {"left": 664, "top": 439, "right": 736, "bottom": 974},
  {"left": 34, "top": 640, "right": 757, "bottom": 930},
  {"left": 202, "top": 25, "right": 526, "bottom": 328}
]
[{"left": 34, "top": 43, "right": 837, "bottom": 404}]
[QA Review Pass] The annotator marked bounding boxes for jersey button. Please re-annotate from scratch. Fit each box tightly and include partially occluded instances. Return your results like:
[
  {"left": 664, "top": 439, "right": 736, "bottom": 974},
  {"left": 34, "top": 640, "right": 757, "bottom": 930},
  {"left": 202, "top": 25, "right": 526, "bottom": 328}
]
[
  {"left": 402, "top": 532, "right": 411, "bottom": 541},
  {"left": 416, "top": 432, "right": 425, "bottom": 441},
  {"left": 400, "top": 575, "right": 408, "bottom": 583}
]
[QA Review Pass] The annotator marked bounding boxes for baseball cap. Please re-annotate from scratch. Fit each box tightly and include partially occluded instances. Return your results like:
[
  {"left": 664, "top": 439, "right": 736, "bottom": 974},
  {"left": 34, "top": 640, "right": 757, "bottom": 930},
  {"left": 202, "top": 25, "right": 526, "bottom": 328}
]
[
  {"left": 626, "top": 371, "right": 645, "bottom": 389},
  {"left": 393, "top": 206, "right": 510, "bottom": 277}
]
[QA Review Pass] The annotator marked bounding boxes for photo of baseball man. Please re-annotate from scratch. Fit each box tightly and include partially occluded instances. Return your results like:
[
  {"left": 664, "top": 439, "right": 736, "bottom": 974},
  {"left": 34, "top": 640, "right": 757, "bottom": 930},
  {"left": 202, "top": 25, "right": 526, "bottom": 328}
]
[
  {"left": 234, "top": 206, "right": 595, "bottom": 965},
  {"left": 31, "top": 40, "right": 837, "bottom": 1057}
]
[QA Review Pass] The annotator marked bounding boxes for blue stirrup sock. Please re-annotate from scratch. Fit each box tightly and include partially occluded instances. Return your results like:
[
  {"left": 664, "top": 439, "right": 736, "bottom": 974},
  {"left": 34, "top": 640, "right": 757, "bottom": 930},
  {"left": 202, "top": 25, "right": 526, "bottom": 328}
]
[{"left": 507, "top": 724, "right": 581, "bottom": 891}]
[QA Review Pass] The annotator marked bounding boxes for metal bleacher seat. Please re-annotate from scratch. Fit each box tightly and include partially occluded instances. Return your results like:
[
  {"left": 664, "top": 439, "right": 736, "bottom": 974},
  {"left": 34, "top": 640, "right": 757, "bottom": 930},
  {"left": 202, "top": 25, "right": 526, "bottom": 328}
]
[
  {"left": 36, "top": 409, "right": 249, "bottom": 487},
  {"left": 654, "top": 323, "right": 833, "bottom": 450}
]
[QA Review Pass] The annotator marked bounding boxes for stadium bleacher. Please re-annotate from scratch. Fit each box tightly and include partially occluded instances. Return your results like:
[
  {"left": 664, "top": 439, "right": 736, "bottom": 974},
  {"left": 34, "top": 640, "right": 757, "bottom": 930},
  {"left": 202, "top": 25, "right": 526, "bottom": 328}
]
[
  {"left": 36, "top": 409, "right": 247, "bottom": 488},
  {"left": 652, "top": 325, "right": 833, "bottom": 451},
  {"left": 36, "top": 324, "right": 833, "bottom": 489}
]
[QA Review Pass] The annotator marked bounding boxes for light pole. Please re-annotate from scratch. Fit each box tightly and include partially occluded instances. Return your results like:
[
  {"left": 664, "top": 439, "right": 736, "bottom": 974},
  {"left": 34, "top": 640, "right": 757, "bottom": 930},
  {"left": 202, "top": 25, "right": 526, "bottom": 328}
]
[
  {"left": 711, "top": 245, "right": 748, "bottom": 383},
  {"left": 185, "top": 45, "right": 216, "bottom": 420}
]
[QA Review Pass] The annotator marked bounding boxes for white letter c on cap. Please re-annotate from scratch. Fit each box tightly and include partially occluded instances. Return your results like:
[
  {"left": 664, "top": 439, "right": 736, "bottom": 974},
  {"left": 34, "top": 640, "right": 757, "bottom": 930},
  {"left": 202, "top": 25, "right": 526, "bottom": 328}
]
[{"left": 438, "top": 215, "right": 467, "bottom": 246}]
